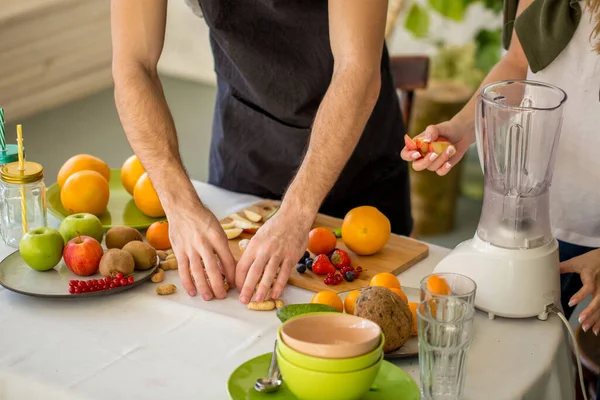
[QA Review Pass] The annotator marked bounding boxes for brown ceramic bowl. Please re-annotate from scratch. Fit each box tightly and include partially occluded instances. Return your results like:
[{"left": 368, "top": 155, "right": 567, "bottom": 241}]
[{"left": 280, "top": 312, "right": 381, "bottom": 359}]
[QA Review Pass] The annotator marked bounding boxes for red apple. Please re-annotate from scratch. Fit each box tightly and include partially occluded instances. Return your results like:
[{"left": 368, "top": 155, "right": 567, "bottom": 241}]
[{"left": 63, "top": 234, "right": 104, "bottom": 276}]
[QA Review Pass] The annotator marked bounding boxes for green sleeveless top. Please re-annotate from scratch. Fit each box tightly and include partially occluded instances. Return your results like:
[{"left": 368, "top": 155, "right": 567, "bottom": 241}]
[{"left": 503, "top": 0, "right": 582, "bottom": 72}]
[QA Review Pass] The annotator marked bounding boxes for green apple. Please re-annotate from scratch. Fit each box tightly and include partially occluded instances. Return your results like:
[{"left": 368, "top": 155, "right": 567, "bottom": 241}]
[
  {"left": 19, "top": 227, "right": 65, "bottom": 271},
  {"left": 59, "top": 213, "right": 104, "bottom": 244}
]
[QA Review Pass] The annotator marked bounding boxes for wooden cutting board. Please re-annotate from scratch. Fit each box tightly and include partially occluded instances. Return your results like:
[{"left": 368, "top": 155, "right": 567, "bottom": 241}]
[{"left": 221, "top": 200, "right": 429, "bottom": 294}]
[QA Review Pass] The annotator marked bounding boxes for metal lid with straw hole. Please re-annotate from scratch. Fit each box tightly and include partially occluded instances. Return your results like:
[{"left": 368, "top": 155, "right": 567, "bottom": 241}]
[
  {"left": 1, "top": 161, "right": 44, "bottom": 184},
  {"left": 0, "top": 144, "right": 20, "bottom": 165}
]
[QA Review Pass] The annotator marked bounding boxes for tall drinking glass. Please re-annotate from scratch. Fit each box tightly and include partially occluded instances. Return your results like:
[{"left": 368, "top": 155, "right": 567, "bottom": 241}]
[
  {"left": 420, "top": 273, "right": 477, "bottom": 306},
  {"left": 418, "top": 297, "right": 474, "bottom": 400}
]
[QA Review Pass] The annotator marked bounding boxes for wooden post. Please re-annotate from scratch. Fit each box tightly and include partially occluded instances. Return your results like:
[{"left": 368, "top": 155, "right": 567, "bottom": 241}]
[{"left": 407, "top": 80, "right": 473, "bottom": 236}]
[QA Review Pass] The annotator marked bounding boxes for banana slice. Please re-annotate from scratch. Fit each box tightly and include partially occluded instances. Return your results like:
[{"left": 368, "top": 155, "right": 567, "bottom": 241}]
[
  {"left": 244, "top": 209, "right": 263, "bottom": 222},
  {"left": 239, "top": 239, "right": 250, "bottom": 253},
  {"left": 225, "top": 228, "right": 243, "bottom": 240}
]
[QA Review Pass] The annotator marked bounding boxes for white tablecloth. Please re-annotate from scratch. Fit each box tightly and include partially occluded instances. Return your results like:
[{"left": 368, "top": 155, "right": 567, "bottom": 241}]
[{"left": 0, "top": 181, "right": 575, "bottom": 400}]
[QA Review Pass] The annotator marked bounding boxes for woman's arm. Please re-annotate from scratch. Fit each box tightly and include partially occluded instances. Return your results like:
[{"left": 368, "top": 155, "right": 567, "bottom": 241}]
[{"left": 401, "top": 0, "right": 533, "bottom": 175}]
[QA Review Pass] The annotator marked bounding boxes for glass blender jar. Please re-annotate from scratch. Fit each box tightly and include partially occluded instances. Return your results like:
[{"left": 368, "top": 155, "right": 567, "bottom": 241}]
[
  {"left": 434, "top": 80, "right": 567, "bottom": 320},
  {"left": 475, "top": 80, "right": 567, "bottom": 250}
]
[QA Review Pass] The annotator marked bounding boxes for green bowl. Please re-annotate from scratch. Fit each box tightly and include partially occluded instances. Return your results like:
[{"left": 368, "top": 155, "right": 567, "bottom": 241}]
[
  {"left": 277, "top": 328, "right": 384, "bottom": 373},
  {"left": 277, "top": 347, "right": 382, "bottom": 400}
]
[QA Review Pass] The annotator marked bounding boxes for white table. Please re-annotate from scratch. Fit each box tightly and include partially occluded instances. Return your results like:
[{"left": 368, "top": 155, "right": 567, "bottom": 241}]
[{"left": 0, "top": 181, "right": 575, "bottom": 400}]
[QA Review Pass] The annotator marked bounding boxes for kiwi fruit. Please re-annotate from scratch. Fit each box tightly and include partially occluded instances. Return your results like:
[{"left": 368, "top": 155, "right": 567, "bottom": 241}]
[
  {"left": 99, "top": 249, "right": 135, "bottom": 278},
  {"left": 122, "top": 241, "right": 158, "bottom": 271},
  {"left": 105, "top": 226, "right": 143, "bottom": 249}
]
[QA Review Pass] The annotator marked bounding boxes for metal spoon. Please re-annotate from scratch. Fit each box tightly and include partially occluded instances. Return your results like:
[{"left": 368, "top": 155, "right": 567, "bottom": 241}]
[{"left": 254, "top": 340, "right": 282, "bottom": 393}]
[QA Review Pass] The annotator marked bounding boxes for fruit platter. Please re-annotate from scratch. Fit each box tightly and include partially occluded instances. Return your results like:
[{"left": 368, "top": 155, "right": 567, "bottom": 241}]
[
  {"left": 47, "top": 154, "right": 166, "bottom": 229},
  {"left": 0, "top": 213, "right": 168, "bottom": 298}
]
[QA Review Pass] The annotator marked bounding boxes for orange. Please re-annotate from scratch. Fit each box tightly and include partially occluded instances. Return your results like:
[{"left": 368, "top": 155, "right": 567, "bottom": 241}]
[
  {"left": 311, "top": 290, "right": 343, "bottom": 313},
  {"left": 389, "top": 288, "right": 408, "bottom": 304},
  {"left": 121, "top": 155, "right": 145, "bottom": 195},
  {"left": 133, "top": 172, "right": 165, "bottom": 218},
  {"left": 146, "top": 221, "right": 171, "bottom": 250},
  {"left": 341, "top": 206, "right": 391, "bottom": 255},
  {"left": 369, "top": 272, "right": 401, "bottom": 290},
  {"left": 307, "top": 227, "right": 337, "bottom": 255},
  {"left": 344, "top": 290, "right": 361, "bottom": 315},
  {"left": 60, "top": 170, "right": 110, "bottom": 216},
  {"left": 408, "top": 302, "right": 418, "bottom": 336},
  {"left": 57, "top": 154, "right": 110, "bottom": 189},
  {"left": 426, "top": 275, "right": 451, "bottom": 295}
]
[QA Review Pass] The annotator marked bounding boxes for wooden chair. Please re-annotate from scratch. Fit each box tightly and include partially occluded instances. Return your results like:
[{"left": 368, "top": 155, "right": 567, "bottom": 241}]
[
  {"left": 574, "top": 324, "right": 600, "bottom": 400},
  {"left": 389, "top": 55, "right": 430, "bottom": 132}
]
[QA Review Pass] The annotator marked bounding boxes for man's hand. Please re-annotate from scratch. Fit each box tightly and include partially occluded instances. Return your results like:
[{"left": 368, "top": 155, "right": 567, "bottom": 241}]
[
  {"left": 560, "top": 249, "right": 600, "bottom": 335},
  {"left": 168, "top": 200, "right": 235, "bottom": 300},
  {"left": 235, "top": 208, "right": 311, "bottom": 303}
]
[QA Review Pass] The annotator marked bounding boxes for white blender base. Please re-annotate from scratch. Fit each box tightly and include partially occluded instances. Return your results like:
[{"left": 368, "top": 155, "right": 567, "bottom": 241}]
[{"left": 434, "top": 234, "right": 561, "bottom": 320}]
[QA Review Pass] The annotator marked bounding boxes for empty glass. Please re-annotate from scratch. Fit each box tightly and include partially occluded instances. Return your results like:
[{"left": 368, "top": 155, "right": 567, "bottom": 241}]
[
  {"left": 420, "top": 273, "right": 477, "bottom": 306},
  {"left": 418, "top": 297, "right": 474, "bottom": 400}
]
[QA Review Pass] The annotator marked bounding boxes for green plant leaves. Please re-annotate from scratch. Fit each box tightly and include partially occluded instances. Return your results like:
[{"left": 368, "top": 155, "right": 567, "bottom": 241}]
[
  {"left": 404, "top": 3, "right": 430, "bottom": 38},
  {"left": 475, "top": 28, "right": 502, "bottom": 73},
  {"left": 428, "top": 0, "right": 466, "bottom": 21}
]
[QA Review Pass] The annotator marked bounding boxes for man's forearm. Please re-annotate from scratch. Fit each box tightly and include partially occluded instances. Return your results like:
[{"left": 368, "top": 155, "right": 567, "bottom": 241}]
[
  {"left": 281, "top": 66, "right": 381, "bottom": 220},
  {"left": 113, "top": 65, "right": 199, "bottom": 210}
]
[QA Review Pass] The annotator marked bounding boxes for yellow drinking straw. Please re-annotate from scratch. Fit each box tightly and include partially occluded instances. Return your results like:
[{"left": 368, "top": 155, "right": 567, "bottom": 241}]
[{"left": 16, "top": 124, "right": 27, "bottom": 234}]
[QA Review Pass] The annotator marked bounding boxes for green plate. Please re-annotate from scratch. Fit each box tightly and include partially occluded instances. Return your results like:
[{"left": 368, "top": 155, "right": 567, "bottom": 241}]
[
  {"left": 47, "top": 169, "right": 166, "bottom": 230},
  {"left": 228, "top": 353, "right": 420, "bottom": 400}
]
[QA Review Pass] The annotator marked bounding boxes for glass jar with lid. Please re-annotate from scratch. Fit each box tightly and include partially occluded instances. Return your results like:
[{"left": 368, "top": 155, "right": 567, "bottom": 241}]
[{"left": 0, "top": 161, "right": 47, "bottom": 248}]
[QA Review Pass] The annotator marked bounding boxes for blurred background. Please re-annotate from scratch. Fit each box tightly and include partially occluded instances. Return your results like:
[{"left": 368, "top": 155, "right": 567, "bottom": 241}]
[{"left": 0, "top": 0, "right": 504, "bottom": 248}]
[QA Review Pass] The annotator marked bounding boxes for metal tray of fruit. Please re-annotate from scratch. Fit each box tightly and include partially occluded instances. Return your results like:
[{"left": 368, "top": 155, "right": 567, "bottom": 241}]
[{"left": 0, "top": 250, "right": 158, "bottom": 299}]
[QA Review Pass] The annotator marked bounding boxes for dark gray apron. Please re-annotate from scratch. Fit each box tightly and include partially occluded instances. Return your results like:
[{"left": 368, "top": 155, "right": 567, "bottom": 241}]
[{"left": 197, "top": 0, "right": 413, "bottom": 235}]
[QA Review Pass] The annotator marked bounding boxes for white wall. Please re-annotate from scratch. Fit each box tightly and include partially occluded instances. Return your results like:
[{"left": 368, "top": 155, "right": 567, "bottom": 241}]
[{"left": 158, "top": 1, "right": 502, "bottom": 85}]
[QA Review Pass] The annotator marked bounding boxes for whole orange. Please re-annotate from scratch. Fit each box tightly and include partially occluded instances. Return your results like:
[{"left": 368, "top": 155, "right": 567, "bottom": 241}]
[
  {"left": 60, "top": 170, "right": 110, "bottom": 216},
  {"left": 307, "top": 227, "right": 337, "bottom": 255},
  {"left": 57, "top": 154, "right": 110, "bottom": 189},
  {"left": 389, "top": 288, "right": 408, "bottom": 304},
  {"left": 369, "top": 272, "right": 401, "bottom": 289},
  {"left": 146, "top": 221, "right": 171, "bottom": 250},
  {"left": 311, "top": 290, "right": 343, "bottom": 313},
  {"left": 341, "top": 206, "right": 390, "bottom": 255},
  {"left": 426, "top": 275, "right": 451, "bottom": 295},
  {"left": 408, "top": 302, "right": 418, "bottom": 336},
  {"left": 133, "top": 173, "right": 165, "bottom": 218},
  {"left": 121, "top": 155, "right": 145, "bottom": 195},
  {"left": 344, "top": 289, "right": 361, "bottom": 315}
]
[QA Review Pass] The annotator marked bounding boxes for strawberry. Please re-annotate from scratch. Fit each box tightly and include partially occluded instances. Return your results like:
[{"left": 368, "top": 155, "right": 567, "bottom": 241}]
[
  {"left": 312, "top": 254, "right": 336, "bottom": 275},
  {"left": 330, "top": 249, "right": 351, "bottom": 270}
]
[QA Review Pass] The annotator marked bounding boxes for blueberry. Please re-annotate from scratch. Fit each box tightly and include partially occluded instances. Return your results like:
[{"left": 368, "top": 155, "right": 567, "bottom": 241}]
[
  {"left": 299, "top": 251, "right": 310, "bottom": 263},
  {"left": 296, "top": 263, "right": 307, "bottom": 274},
  {"left": 305, "top": 258, "right": 314, "bottom": 271},
  {"left": 345, "top": 271, "right": 356, "bottom": 282}
]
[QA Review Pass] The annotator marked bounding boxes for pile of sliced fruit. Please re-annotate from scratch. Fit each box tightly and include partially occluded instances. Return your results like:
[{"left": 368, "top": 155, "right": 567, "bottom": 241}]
[
  {"left": 404, "top": 134, "right": 452, "bottom": 158},
  {"left": 221, "top": 209, "right": 264, "bottom": 239}
]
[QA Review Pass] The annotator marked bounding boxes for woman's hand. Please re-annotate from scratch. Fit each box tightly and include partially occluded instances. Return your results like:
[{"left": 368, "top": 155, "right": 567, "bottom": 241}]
[
  {"left": 168, "top": 200, "right": 236, "bottom": 301},
  {"left": 560, "top": 249, "right": 600, "bottom": 335},
  {"left": 400, "top": 119, "right": 474, "bottom": 176}
]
